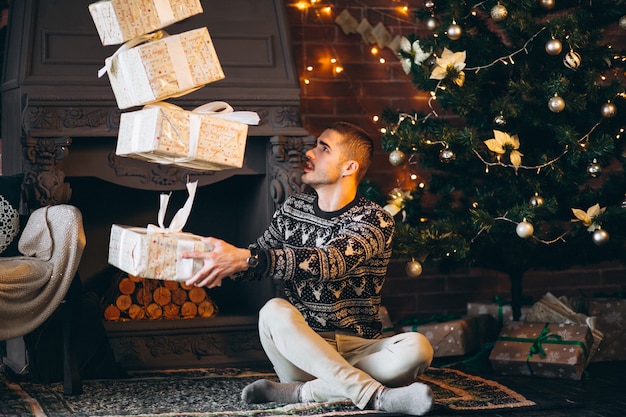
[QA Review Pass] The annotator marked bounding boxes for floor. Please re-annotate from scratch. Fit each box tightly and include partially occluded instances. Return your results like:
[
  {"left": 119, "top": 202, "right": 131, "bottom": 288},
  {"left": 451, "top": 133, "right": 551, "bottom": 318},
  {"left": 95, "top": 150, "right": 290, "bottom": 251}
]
[{"left": 430, "top": 358, "right": 626, "bottom": 417}]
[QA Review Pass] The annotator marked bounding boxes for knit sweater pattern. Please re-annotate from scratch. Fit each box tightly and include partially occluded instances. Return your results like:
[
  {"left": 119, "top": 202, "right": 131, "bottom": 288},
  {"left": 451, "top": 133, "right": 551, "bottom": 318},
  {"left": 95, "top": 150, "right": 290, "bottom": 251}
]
[{"left": 243, "top": 192, "right": 395, "bottom": 339}]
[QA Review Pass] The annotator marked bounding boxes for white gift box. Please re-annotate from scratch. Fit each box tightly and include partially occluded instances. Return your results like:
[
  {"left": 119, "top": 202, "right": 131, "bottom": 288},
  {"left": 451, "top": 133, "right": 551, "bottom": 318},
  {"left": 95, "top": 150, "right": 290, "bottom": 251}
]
[
  {"left": 116, "top": 102, "right": 259, "bottom": 170},
  {"left": 108, "top": 181, "right": 211, "bottom": 281},
  {"left": 89, "top": 0, "right": 203, "bottom": 46},
  {"left": 99, "top": 28, "right": 224, "bottom": 109}
]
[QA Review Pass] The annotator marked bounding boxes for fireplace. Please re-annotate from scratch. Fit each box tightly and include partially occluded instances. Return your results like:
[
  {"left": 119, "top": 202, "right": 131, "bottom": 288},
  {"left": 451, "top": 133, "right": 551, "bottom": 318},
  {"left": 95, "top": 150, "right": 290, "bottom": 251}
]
[{"left": 1, "top": 0, "right": 311, "bottom": 369}]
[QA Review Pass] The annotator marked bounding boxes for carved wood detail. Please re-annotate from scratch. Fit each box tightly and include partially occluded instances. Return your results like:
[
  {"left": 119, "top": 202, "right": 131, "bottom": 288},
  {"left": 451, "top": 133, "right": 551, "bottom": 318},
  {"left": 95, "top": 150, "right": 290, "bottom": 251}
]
[{"left": 268, "top": 135, "right": 315, "bottom": 211}]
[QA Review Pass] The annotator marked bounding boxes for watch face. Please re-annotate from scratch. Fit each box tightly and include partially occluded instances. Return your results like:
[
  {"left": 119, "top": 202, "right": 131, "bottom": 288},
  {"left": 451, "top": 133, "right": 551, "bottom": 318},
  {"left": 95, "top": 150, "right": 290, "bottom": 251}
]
[{"left": 247, "top": 256, "right": 259, "bottom": 268}]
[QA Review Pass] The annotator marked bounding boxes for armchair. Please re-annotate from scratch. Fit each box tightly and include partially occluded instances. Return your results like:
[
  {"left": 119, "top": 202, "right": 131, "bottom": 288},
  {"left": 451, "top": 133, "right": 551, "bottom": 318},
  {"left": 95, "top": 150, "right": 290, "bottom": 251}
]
[{"left": 1, "top": 204, "right": 86, "bottom": 395}]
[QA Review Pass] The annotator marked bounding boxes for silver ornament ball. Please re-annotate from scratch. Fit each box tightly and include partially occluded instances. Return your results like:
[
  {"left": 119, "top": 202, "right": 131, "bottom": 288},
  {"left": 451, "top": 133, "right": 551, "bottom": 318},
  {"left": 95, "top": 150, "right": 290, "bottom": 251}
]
[
  {"left": 586, "top": 159, "right": 602, "bottom": 178},
  {"left": 516, "top": 221, "right": 534, "bottom": 239},
  {"left": 389, "top": 149, "right": 407, "bottom": 166},
  {"left": 447, "top": 23, "right": 462, "bottom": 40},
  {"left": 539, "top": 0, "right": 555, "bottom": 10},
  {"left": 619, "top": 15, "right": 626, "bottom": 31},
  {"left": 439, "top": 148, "right": 456, "bottom": 163},
  {"left": 493, "top": 114, "right": 507, "bottom": 127},
  {"left": 548, "top": 95, "right": 565, "bottom": 113},
  {"left": 592, "top": 229, "right": 610, "bottom": 246},
  {"left": 563, "top": 50, "right": 581, "bottom": 69},
  {"left": 545, "top": 38, "right": 563, "bottom": 55},
  {"left": 490, "top": 4, "right": 508, "bottom": 22},
  {"left": 601, "top": 102, "right": 617, "bottom": 118},
  {"left": 405, "top": 259, "right": 423, "bottom": 277}
]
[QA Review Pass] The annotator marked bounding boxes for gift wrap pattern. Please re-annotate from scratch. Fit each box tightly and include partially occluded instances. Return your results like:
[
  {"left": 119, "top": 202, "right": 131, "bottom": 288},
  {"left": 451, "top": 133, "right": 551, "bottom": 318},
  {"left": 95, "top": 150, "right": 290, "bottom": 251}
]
[
  {"left": 467, "top": 301, "right": 530, "bottom": 328},
  {"left": 103, "top": 28, "right": 224, "bottom": 109},
  {"left": 399, "top": 317, "right": 479, "bottom": 357},
  {"left": 117, "top": 105, "right": 248, "bottom": 170},
  {"left": 587, "top": 298, "right": 626, "bottom": 362},
  {"left": 489, "top": 321, "right": 594, "bottom": 380},
  {"left": 89, "top": 0, "right": 203, "bottom": 46},
  {"left": 108, "top": 224, "right": 211, "bottom": 281}
]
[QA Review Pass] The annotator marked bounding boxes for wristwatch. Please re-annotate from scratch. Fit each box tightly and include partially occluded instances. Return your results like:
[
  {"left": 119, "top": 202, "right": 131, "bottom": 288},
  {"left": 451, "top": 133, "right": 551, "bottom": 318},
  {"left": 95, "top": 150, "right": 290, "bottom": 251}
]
[{"left": 246, "top": 246, "right": 259, "bottom": 269}]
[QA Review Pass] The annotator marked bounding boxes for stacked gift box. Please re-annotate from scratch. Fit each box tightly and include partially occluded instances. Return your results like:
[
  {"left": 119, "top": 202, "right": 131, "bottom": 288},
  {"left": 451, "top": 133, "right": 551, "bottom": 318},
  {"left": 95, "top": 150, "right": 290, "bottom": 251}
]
[
  {"left": 578, "top": 296, "right": 626, "bottom": 362},
  {"left": 89, "top": 0, "right": 258, "bottom": 282}
]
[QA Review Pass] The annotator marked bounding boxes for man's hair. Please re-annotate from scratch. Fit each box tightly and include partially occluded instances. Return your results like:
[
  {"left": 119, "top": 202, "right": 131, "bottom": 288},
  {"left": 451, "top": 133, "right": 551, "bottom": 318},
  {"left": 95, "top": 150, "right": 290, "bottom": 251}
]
[{"left": 329, "top": 121, "right": 374, "bottom": 182}]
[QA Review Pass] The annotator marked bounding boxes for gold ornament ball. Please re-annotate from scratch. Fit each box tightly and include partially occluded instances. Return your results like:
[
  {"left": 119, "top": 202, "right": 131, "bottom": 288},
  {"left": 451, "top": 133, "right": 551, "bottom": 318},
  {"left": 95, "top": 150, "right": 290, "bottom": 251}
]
[
  {"left": 447, "top": 23, "right": 462, "bottom": 40},
  {"left": 539, "top": 0, "right": 555, "bottom": 10},
  {"left": 545, "top": 38, "right": 562, "bottom": 55},
  {"left": 426, "top": 16, "right": 439, "bottom": 31},
  {"left": 405, "top": 259, "right": 423, "bottom": 277},
  {"left": 389, "top": 149, "right": 407, "bottom": 166},
  {"left": 592, "top": 229, "right": 610, "bottom": 246},
  {"left": 601, "top": 102, "right": 617, "bottom": 118},
  {"left": 563, "top": 50, "right": 581, "bottom": 69},
  {"left": 619, "top": 15, "right": 626, "bottom": 31},
  {"left": 516, "top": 221, "right": 534, "bottom": 239},
  {"left": 529, "top": 194, "right": 544, "bottom": 207},
  {"left": 490, "top": 4, "right": 508, "bottom": 22},
  {"left": 548, "top": 95, "right": 565, "bottom": 113}
]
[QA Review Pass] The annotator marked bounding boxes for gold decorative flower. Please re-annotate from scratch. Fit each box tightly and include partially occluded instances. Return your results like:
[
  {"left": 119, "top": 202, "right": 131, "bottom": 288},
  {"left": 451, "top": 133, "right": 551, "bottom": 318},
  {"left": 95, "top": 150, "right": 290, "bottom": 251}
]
[
  {"left": 484, "top": 130, "right": 523, "bottom": 166},
  {"left": 430, "top": 48, "right": 466, "bottom": 86},
  {"left": 399, "top": 38, "right": 432, "bottom": 74},
  {"left": 571, "top": 203, "right": 606, "bottom": 231}
]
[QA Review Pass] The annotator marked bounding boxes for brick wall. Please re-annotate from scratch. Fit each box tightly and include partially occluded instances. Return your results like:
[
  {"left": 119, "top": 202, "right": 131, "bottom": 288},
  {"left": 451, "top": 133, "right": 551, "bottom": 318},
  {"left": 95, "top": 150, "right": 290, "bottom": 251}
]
[{"left": 285, "top": 1, "right": 626, "bottom": 322}]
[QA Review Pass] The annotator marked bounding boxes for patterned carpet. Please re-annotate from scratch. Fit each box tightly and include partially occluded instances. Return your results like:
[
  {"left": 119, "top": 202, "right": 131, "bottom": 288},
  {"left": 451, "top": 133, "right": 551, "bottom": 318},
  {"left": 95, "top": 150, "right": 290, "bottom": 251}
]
[{"left": 1, "top": 366, "right": 536, "bottom": 417}]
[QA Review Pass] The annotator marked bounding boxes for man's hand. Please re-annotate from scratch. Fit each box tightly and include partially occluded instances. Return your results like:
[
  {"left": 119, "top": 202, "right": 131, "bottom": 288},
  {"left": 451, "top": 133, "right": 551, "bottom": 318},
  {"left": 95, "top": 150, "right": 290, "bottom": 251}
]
[{"left": 181, "top": 237, "right": 250, "bottom": 288}]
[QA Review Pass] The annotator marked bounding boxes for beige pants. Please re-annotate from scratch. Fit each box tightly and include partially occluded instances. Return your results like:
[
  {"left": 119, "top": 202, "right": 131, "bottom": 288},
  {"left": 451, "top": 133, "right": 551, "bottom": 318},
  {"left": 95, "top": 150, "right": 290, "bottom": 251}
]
[{"left": 257, "top": 298, "right": 434, "bottom": 409}]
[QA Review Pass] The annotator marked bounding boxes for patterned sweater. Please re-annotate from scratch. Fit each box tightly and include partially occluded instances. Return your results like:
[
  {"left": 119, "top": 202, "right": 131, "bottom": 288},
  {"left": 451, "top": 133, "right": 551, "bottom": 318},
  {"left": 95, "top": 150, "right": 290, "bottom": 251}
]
[{"left": 240, "top": 192, "right": 395, "bottom": 339}]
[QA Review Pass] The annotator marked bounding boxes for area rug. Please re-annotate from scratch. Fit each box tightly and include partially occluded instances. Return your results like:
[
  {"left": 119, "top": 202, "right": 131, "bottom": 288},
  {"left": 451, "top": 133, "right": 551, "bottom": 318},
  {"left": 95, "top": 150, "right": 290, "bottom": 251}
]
[{"left": 1, "top": 366, "right": 535, "bottom": 417}]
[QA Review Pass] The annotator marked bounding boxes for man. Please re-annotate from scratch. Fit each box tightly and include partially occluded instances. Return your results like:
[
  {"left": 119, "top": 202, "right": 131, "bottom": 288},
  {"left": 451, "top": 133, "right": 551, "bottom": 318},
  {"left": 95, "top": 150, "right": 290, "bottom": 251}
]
[{"left": 183, "top": 122, "right": 434, "bottom": 416}]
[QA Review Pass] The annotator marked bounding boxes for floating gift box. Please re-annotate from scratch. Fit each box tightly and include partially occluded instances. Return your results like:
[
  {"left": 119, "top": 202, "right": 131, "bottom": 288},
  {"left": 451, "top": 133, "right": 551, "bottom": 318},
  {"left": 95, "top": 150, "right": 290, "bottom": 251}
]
[
  {"left": 89, "top": 0, "right": 203, "bottom": 46},
  {"left": 398, "top": 316, "right": 480, "bottom": 357},
  {"left": 108, "top": 181, "right": 211, "bottom": 281},
  {"left": 99, "top": 28, "right": 224, "bottom": 109},
  {"left": 116, "top": 102, "right": 259, "bottom": 170},
  {"left": 489, "top": 321, "right": 595, "bottom": 380},
  {"left": 586, "top": 298, "right": 626, "bottom": 362}
]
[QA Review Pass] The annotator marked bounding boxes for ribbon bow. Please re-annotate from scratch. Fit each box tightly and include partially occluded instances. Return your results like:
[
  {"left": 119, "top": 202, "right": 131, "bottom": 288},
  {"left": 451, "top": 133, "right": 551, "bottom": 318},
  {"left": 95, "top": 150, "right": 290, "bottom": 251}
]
[
  {"left": 98, "top": 30, "right": 166, "bottom": 78},
  {"left": 147, "top": 181, "right": 198, "bottom": 234},
  {"left": 527, "top": 325, "right": 562, "bottom": 359}
]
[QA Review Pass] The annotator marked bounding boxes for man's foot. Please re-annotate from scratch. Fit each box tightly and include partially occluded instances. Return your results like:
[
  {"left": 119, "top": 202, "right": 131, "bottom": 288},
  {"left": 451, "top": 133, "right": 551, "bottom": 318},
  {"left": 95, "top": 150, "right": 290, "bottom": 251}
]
[
  {"left": 241, "top": 379, "right": 303, "bottom": 404},
  {"left": 372, "top": 382, "right": 434, "bottom": 416}
]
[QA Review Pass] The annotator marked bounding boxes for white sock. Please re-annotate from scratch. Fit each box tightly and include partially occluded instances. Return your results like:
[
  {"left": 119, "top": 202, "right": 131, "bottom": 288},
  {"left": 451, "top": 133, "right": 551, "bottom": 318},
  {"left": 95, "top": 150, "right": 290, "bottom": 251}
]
[{"left": 374, "top": 383, "right": 434, "bottom": 416}]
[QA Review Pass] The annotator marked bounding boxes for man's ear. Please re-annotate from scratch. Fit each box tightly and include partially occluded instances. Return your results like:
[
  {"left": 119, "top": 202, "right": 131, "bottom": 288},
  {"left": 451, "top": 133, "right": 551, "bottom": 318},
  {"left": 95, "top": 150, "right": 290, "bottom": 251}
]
[{"left": 342, "top": 160, "right": 359, "bottom": 177}]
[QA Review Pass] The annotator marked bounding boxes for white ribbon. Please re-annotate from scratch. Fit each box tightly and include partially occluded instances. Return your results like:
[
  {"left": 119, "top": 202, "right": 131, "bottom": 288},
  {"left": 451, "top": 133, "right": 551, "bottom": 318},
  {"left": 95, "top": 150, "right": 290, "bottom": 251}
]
[
  {"left": 192, "top": 101, "right": 261, "bottom": 125},
  {"left": 147, "top": 180, "right": 198, "bottom": 234},
  {"left": 98, "top": 30, "right": 167, "bottom": 78}
]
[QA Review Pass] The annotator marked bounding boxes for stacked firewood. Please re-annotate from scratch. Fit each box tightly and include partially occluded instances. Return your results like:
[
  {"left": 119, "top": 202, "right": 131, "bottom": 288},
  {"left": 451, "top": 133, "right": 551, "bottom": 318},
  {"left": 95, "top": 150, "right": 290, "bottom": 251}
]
[{"left": 104, "top": 274, "right": 217, "bottom": 321}]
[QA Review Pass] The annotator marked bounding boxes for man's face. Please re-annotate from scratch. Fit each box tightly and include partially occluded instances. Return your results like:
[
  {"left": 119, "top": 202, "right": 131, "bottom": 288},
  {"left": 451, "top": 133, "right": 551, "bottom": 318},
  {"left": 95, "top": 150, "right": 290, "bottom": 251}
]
[{"left": 302, "top": 129, "right": 348, "bottom": 188}]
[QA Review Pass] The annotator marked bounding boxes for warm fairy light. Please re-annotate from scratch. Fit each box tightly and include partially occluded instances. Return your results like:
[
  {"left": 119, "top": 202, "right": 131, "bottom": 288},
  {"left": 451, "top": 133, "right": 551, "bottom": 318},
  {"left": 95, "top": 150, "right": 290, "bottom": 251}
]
[
  {"left": 334, "top": 66, "right": 344, "bottom": 73},
  {"left": 295, "top": 1, "right": 308, "bottom": 10},
  {"left": 371, "top": 47, "right": 379, "bottom": 55},
  {"left": 322, "top": 6, "right": 331, "bottom": 14},
  {"left": 372, "top": 115, "right": 379, "bottom": 122},
  {"left": 379, "top": 58, "right": 386, "bottom": 63},
  {"left": 306, "top": 65, "right": 313, "bottom": 71},
  {"left": 410, "top": 173, "right": 418, "bottom": 180},
  {"left": 304, "top": 78, "right": 310, "bottom": 84},
  {"left": 418, "top": 182, "right": 425, "bottom": 189},
  {"left": 330, "top": 58, "right": 337, "bottom": 64},
  {"left": 380, "top": 127, "right": 387, "bottom": 133}
]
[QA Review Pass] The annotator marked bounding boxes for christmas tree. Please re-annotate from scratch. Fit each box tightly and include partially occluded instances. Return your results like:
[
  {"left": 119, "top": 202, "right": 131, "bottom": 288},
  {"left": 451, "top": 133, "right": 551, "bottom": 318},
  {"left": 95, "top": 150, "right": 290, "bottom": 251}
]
[{"left": 379, "top": 0, "right": 626, "bottom": 318}]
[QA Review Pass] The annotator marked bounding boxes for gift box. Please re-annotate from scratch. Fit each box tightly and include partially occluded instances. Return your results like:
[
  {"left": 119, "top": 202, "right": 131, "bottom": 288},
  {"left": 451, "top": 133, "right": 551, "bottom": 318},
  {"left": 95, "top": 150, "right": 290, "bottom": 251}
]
[
  {"left": 99, "top": 28, "right": 224, "bottom": 109},
  {"left": 489, "top": 321, "right": 595, "bottom": 380},
  {"left": 525, "top": 292, "right": 603, "bottom": 365},
  {"left": 467, "top": 300, "right": 530, "bottom": 329},
  {"left": 586, "top": 298, "right": 626, "bottom": 361},
  {"left": 116, "top": 102, "right": 259, "bottom": 170},
  {"left": 108, "top": 181, "right": 211, "bottom": 281},
  {"left": 398, "top": 315, "right": 480, "bottom": 357},
  {"left": 89, "top": 0, "right": 203, "bottom": 46}
]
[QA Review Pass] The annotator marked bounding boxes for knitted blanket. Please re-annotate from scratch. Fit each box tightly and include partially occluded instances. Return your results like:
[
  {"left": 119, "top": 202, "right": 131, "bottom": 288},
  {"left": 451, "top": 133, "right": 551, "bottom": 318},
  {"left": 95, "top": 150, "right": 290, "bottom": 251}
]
[{"left": 0, "top": 205, "right": 85, "bottom": 340}]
